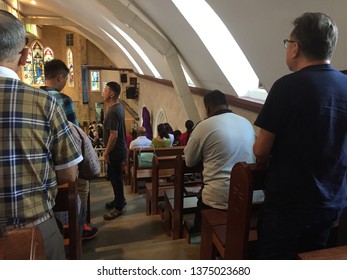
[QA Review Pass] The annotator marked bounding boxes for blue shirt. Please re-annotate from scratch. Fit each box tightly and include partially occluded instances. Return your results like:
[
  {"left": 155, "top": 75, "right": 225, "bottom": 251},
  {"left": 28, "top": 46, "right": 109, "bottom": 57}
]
[{"left": 255, "top": 64, "right": 347, "bottom": 209}]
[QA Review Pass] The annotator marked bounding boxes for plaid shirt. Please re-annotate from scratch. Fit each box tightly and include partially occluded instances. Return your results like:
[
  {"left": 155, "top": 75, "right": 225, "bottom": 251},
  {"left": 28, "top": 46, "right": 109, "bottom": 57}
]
[
  {"left": 40, "top": 86, "right": 78, "bottom": 126},
  {"left": 0, "top": 77, "right": 82, "bottom": 227}
]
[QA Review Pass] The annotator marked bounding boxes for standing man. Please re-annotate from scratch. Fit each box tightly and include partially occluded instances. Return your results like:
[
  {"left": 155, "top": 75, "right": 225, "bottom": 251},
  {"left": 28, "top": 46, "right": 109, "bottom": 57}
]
[
  {"left": 184, "top": 90, "right": 256, "bottom": 232},
  {"left": 41, "top": 58, "right": 98, "bottom": 240},
  {"left": 0, "top": 10, "right": 83, "bottom": 259},
  {"left": 40, "top": 59, "right": 78, "bottom": 125},
  {"left": 253, "top": 12, "right": 347, "bottom": 259},
  {"left": 102, "top": 82, "right": 127, "bottom": 220}
]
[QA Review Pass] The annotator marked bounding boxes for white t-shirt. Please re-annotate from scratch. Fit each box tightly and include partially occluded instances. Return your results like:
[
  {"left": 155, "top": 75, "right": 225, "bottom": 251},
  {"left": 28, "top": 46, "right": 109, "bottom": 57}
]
[
  {"left": 129, "top": 136, "right": 152, "bottom": 149},
  {"left": 184, "top": 112, "right": 256, "bottom": 209}
]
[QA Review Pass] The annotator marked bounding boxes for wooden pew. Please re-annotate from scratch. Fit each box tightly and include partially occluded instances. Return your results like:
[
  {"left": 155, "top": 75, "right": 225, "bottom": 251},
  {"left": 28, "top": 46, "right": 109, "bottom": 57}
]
[
  {"left": 130, "top": 146, "right": 185, "bottom": 193},
  {"left": 53, "top": 180, "right": 82, "bottom": 260},
  {"left": 0, "top": 227, "right": 45, "bottom": 260},
  {"left": 200, "top": 162, "right": 267, "bottom": 260},
  {"left": 145, "top": 155, "right": 177, "bottom": 216},
  {"left": 298, "top": 245, "right": 347, "bottom": 260},
  {"left": 164, "top": 155, "right": 203, "bottom": 239}
]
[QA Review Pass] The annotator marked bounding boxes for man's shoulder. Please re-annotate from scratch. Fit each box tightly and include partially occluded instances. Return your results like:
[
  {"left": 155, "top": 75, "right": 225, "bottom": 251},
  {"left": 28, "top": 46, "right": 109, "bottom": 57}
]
[{"left": 5, "top": 80, "right": 55, "bottom": 101}]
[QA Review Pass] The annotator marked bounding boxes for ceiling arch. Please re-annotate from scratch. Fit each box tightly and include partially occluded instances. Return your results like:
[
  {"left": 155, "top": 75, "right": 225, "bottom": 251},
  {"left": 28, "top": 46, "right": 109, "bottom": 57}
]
[{"left": 17, "top": 0, "right": 347, "bottom": 99}]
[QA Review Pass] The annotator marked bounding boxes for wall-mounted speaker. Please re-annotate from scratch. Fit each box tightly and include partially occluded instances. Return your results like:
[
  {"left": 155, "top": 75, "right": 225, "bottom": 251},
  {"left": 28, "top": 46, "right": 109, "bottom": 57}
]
[
  {"left": 120, "top": 73, "right": 128, "bottom": 83},
  {"left": 126, "top": 86, "right": 138, "bottom": 99},
  {"left": 129, "top": 77, "right": 137, "bottom": 86}
]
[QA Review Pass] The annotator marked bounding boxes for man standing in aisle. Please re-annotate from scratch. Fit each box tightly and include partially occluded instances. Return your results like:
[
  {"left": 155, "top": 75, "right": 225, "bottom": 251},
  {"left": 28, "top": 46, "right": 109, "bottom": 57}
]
[
  {"left": 0, "top": 10, "right": 83, "bottom": 259},
  {"left": 40, "top": 59, "right": 78, "bottom": 125},
  {"left": 41, "top": 58, "right": 98, "bottom": 240},
  {"left": 253, "top": 12, "right": 347, "bottom": 259},
  {"left": 102, "top": 82, "right": 127, "bottom": 220}
]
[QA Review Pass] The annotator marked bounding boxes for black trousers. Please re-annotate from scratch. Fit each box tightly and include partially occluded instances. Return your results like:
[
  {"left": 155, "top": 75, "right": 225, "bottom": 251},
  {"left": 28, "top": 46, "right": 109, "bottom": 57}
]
[{"left": 256, "top": 204, "right": 341, "bottom": 259}]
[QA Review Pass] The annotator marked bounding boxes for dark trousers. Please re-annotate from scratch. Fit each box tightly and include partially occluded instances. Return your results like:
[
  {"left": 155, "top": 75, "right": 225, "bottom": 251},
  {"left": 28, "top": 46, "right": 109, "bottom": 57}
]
[
  {"left": 194, "top": 194, "right": 213, "bottom": 231},
  {"left": 107, "top": 159, "right": 126, "bottom": 210},
  {"left": 256, "top": 204, "right": 341, "bottom": 259}
]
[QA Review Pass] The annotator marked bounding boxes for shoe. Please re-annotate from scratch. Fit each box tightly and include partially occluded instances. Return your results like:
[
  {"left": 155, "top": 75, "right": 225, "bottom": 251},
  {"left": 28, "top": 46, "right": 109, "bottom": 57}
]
[
  {"left": 105, "top": 200, "right": 127, "bottom": 210},
  {"left": 105, "top": 200, "right": 116, "bottom": 210},
  {"left": 81, "top": 224, "right": 99, "bottom": 240},
  {"left": 103, "top": 208, "right": 123, "bottom": 220}
]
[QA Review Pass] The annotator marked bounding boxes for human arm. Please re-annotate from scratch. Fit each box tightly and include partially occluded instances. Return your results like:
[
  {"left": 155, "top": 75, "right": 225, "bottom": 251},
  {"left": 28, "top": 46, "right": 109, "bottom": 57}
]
[
  {"left": 184, "top": 137, "right": 202, "bottom": 167},
  {"left": 104, "top": 130, "right": 118, "bottom": 164},
  {"left": 253, "top": 128, "right": 276, "bottom": 164},
  {"left": 56, "top": 165, "right": 78, "bottom": 185}
]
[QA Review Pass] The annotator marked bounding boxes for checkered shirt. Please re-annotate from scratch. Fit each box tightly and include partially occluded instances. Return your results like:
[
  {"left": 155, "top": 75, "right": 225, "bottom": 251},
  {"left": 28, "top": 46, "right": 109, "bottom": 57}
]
[
  {"left": 40, "top": 86, "right": 78, "bottom": 126},
  {"left": 0, "top": 78, "right": 82, "bottom": 227}
]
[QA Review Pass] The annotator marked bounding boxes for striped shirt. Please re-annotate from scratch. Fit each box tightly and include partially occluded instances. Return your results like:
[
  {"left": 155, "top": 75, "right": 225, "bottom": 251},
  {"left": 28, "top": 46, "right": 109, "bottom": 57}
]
[{"left": 0, "top": 76, "right": 83, "bottom": 227}]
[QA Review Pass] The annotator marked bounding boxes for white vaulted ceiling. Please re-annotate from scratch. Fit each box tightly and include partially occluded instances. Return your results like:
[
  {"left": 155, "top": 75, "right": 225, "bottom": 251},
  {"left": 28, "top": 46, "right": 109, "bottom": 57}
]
[{"left": 18, "top": 0, "right": 347, "bottom": 97}]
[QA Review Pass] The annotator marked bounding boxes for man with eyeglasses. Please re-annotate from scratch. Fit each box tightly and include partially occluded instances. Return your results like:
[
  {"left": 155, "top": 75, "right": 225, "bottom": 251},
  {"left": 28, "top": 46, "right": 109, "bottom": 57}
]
[{"left": 253, "top": 12, "right": 347, "bottom": 259}]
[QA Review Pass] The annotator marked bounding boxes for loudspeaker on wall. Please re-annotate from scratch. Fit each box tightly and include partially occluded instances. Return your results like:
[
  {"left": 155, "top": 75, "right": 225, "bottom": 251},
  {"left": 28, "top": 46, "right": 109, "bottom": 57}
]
[
  {"left": 126, "top": 86, "right": 138, "bottom": 99},
  {"left": 120, "top": 73, "right": 128, "bottom": 83}
]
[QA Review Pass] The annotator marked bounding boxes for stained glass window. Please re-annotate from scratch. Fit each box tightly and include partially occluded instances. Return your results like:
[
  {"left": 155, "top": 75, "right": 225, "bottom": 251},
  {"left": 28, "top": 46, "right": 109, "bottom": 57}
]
[
  {"left": 22, "top": 40, "right": 55, "bottom": 85},
  {"left": 44, "top": 47, "right": 54, "bottom": 63},
  {"left": 90, "top": 70, "right": 100, "bottom": 91},
  {"left": 32, "top": 41, "right": 44, "bottom": 84},
  {"left": 67, "top": 48, "right": 74, "bottom": 87},
  {"left": 23, "top": 48, "right": 33, "bottom": 85}
]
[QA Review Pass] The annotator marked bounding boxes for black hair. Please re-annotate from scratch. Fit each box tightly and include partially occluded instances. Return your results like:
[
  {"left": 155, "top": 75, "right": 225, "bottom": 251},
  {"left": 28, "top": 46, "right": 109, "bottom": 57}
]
[
  {"left": 44, "top": 59, "right": 69, "bottom": 79},
  {"left": 106, "top": 81, "right": 121, "bottom": 98},
  {"left": 203, "top": 90, "right": 227, "bottom": 107}
]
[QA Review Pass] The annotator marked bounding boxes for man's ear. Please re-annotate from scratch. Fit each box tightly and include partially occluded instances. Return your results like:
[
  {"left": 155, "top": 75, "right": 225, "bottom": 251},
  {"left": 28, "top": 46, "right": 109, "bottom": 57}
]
[
  {"left": 18, "top": 48, "right": 29, "bottom": 66},
  {"left": 57, "top": 74, "right": 63, "bottom": 82},
  {"left": 291, "top": 43, "right": 300, "bottom": 58}
]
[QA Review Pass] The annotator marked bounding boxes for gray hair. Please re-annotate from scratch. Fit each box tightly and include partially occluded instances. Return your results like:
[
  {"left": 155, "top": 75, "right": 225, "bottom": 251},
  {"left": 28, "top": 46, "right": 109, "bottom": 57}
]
[
  {"left": 291, "top": 12, "right": 338, "bottom": 60},
  {"left": 0, "top": 10, "right": 26, "bottom": 62}
]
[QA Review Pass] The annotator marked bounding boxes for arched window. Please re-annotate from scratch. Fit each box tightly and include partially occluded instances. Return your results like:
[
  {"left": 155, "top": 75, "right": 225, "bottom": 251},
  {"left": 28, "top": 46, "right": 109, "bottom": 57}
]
[
  {"left": 44, "top": 47, "right": 54, "bottom": 63},
  {"left": 67, "top": 48, "right": 74, "bottom": 87},
  {"left": 154, "top": 108, "right": 167, "bottom": 137},
  {"left": 32, "top": 41, "right": 44, "bottom": 84},
  {"left": 22, "top": 40, "right": 55, "bottom": 85}
]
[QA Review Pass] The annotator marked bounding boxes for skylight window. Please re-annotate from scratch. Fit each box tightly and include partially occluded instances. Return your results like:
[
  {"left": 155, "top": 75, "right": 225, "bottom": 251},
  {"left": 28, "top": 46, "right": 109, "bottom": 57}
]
[
  {"left": 172, "top": 0, "right": 259, "bottom": 97},
  {"left": 104, "top": 17, "right": 162, "bottom": 79},
  {"left": 182, "top": 66, "right": 196, "bottom": 87},
  {"left": 100, "top": 28, "right": 144, "bottom": 75}
]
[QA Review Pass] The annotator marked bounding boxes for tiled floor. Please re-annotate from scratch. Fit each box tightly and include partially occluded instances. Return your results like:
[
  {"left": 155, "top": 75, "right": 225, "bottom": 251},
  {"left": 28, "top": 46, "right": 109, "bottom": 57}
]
[{"left": 81, "top": 178, "right": 200, "bottom": 260}]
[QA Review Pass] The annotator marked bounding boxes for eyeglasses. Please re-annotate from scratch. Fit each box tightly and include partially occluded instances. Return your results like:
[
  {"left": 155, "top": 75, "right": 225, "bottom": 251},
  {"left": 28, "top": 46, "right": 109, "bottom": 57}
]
[{"left": 283, "top": 39, "right": 297, "bottom": 49}]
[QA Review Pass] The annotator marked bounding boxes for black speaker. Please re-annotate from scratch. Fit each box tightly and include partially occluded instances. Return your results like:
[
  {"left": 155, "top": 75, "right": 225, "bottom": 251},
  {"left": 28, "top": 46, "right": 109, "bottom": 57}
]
[
  {"left": 129, "top": 77, "right": 137, "bottom": 85},
  {"left": 126, "top": 86, "right": 137, "bottom": 99},
  {"left": 120, "top": 73, "right": 127, "bottom": 83}
]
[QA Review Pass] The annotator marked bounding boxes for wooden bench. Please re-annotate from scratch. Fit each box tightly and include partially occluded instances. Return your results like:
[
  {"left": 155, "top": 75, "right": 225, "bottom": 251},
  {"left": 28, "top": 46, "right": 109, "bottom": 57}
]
[
  {"left": 164, "top": 155, "right": 203, "bottom": 239},
  {"left": 53, "top": 180, "right": 82, "bottom": 260},
  {"left": 145, "top": 155, "right": 177, "bottom": 216},
  {"left": 200, "top": 162, "right": 267, "bottom": 260},
  {"left": 298, "top": 245, "right": 347, "bottom": 260},
  {"left": 0, "top": 227, "right": 45, "bottom": 260},
  {"left": 129, "top": 146, "right": 184, "bottom": 193}
]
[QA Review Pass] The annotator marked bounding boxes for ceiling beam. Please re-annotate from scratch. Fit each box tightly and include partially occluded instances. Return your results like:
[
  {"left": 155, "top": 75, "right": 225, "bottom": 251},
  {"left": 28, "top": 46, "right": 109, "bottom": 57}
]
[
  {"left": 24, "top": 16, "right": 77, "bottom": 26},
  {"left": 99, "top": 0, "right": 202, "bottom": 123}
]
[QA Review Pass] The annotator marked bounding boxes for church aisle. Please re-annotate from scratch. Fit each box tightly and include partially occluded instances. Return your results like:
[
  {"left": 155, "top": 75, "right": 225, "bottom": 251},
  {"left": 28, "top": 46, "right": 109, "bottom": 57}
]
[{"left": 82, "top": 178, "right": 200, "bottom": 260}]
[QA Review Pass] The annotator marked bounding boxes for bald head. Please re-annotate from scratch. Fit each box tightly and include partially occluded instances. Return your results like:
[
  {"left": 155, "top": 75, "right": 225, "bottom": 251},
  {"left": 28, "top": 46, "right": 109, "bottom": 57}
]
[{"left": 138, "top": 127, "right": 146, "bottom": 136}]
